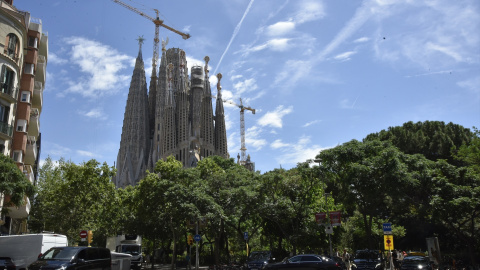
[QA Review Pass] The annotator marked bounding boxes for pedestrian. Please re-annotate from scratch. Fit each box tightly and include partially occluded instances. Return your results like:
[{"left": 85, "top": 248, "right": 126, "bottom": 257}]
[{"left": 342, "top": 249, "right": 351, "bottom": 270}]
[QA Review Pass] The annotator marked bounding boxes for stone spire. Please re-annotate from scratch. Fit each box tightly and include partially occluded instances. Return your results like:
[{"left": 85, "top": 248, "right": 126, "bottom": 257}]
[
  {"left": 214, "top": 73, "right": 228, "bottom": 158},
  {"left": 115, "top": 39, "right": 150, "bottom": 187},
  {"left": 200, "top": 56, "right": 216, "bottom": 158}
]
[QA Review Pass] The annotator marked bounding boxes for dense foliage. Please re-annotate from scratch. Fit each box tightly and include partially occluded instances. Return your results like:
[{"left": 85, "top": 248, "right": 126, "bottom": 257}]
[
  {"left": 27, "top": 121, "right": 479, "bottom": 268},
  {"left": 0, "top": 154, "right": 35, "bottom": 211}
]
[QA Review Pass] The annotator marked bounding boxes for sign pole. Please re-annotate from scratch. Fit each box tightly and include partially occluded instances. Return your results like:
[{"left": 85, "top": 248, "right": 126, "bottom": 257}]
[{"left": 195, "top": 221, "right": 199, "bottom": 270}]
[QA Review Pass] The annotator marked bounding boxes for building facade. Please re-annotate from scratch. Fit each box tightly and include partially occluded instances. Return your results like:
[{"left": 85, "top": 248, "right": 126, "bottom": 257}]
[
  {"left": 0, "top": 0, "right": 47, "bottom": 234},
  {"left": 115, "top": 42, "right": 228, "bottom": 188}
]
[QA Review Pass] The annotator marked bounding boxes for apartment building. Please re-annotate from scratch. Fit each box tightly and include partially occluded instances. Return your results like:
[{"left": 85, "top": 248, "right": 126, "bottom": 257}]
[{"left": 0, "top": 0, "right": 47, "bottom": 234}]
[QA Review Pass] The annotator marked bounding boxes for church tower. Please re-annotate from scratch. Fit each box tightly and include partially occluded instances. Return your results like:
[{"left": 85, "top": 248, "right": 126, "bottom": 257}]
[
  {"left": 115, "top": 38, "right": 150, "bottom": 187},
  {"left": 116, "top": 41, "right": 230, "bottom": 187},
  {"left": 214, "top": 73, "right": 228, "bottom": 158}
]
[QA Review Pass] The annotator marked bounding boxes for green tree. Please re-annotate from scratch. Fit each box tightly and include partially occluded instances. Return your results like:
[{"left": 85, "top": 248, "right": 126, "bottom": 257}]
[
  {"left": 0, "top": 154, "right": 35, "bottom": 210},
  {"left": 318, "top": 140, "right": 417, "bottom": 249},
  {"left": 260, "top": 163, "right": 328, "bottom": 255},
  {"left": 365, "top": 121, "right": 473, "bottom": 163},
  {"left": 29, "top": 157, "right": 116, "bottom": 245},
  {"left": 430, "top": 159, "right": 479, "bottom": 267}
]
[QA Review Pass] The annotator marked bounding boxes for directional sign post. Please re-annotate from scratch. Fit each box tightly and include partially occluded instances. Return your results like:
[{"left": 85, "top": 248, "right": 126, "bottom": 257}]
[
  {"left": 384, "top": 235, "right": 394, "bottom": 250},
  {"left": 194, "top": 234, "right": 202, "bottom": 242},
  {"left": 383, "top": 223, "right": 392, "bottom": 235},
  {"left": 80, "top": 230, "right": 87, "bottom": 241}
]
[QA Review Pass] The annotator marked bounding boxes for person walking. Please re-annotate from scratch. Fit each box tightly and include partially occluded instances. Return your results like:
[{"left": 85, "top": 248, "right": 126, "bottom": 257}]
[{"left": 342, "top": 249, "right": 351, "bottom": 270}]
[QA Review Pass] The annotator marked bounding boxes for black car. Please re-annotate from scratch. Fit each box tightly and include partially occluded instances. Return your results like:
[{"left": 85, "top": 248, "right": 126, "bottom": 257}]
[
  {"left": 0, "top": 257, "right": 15, "bottom": 270},
  {"left": 27, "top": 246, "right": 111, "bottom": 270},
  {"left": 400, "top": 256, "right": 432, "bottom": 270},
  {"left": 351, "top": 250, "right": 384, "bottom": 270},
  {"left": 265, "top": 254, "right": 338, "bottom": 270},
  {"left": 246, "top": 251, "right": 276, "bottom": 270}
]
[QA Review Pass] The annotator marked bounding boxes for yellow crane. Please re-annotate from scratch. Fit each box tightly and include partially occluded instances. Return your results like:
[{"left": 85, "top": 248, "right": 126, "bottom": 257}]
[
  {"left": 224, "top": 98, "right": 256, "bottom": 164},
  {"left": 111, "top": 0, "right": 191, "bottom": 72}
]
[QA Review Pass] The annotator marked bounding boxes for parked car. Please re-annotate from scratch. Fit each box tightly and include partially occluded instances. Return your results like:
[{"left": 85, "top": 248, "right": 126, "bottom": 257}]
[
  {"left": 265, "top": 254, "right": 338, "bottom": 270},
  {"left": 245, "top": 251, "right": 277, "bottom": 270},
  {"left": 330, "top": 256, "right": 347, "bottom": 270},
  {"left": 400, "top": 256, "right": 432, "bottom": 270},
  {"left": 351, "top": 249, "right": 384, "bottom": 270},
  {"left": 27, "top": 246, "right": 111, "bottom": 270},
  {"left": 0, "top": 257, "right": 15, "bottom": 270}
]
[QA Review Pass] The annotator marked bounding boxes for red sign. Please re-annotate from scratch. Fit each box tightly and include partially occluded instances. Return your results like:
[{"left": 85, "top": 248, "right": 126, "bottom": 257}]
[
  {"left": 330, "top": 211, "right": 341, "bottom": 226},
  {"left": 80, "top": 230, "right": 88, "bottom": 239},
  {"left": 315, "top": 211, "right": 342, "bottom": 226},
  {"left": 315, "top": 212, "right": 326, "bottom": 224}
]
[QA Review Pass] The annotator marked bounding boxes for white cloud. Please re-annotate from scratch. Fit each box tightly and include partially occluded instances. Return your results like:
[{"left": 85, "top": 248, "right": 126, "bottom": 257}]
[
  {"left": 294, "top": 0, "right": 326, "bottom": 24},
  {"left": 303, "top": 120, "right": 320, "bottom": 127},
  {"left": 77, "top": 150, "right": 96, "bottom": 158},
  {"left": 64, "top": 37, "right": 133, "bottom": 98},
  {"left": 271, "top": 139, "right": 290, "bottom": 149},
  {"left": 354, "top": 37, "right": 370, "bottom": 43},
  {"left": 82, "top": 108, "right": 108, "bottom": 120},
  {"left": 266, "top": 21, "right": 296, "bottom": 36},
  {"left": 49, "top": 53, "right": 68, "bottom": 64},
  {"left": 458, "top": 76, "right": 480, "bottom": 96},
  {"left": 272, "top": 135, "right": 328, "bottom": 167},
  {"left": 334, "top": 51, "right": 357, "bottom": 61},
  {"left": 233, "top": 78, "right": 258, "bottom": 96},
  {"left": 245, "top": 126, "right": 267, "bottom": 150},
  {"left": 258, "top": 105, "right": 293, "bottom": 128}
]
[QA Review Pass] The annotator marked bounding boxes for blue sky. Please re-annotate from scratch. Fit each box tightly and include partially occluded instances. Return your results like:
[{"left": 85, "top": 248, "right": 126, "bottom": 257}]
[{"left": 15, "top": 0, "right": 480, "bottom": 173}]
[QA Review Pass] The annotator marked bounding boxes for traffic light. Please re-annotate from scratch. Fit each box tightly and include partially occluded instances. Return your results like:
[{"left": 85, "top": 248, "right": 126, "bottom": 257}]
[
  {"left": 187, "top": 234, "right": 193, "bottom": 245},
  {"left": 87, "top": 230, "right": 93, "bottom": 246}
]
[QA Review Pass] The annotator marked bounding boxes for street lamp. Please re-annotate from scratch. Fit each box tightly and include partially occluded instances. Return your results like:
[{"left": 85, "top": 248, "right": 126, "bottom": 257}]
[{"left": 314, "top": 159, "right": 333, "bottom": 258}]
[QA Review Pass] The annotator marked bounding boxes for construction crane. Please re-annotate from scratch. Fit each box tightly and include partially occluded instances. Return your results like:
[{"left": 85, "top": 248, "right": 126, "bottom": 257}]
[
  {"left": 111, "top": 0, "right": 190, "bottom": 73},
  {"left": 224, "top": 98, "right": 256, "bottom": 164}
]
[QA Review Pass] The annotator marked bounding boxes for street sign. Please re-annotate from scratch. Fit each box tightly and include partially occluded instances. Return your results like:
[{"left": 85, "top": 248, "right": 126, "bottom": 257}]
[
  {"left": 244, "top": 232, "right": 248, "bottom": 240},
  {"left": 80, "top": 230, "right": 87, "bottom": 241},
  {"left": 384, "top": 235, "right": 394, "bottom": 250},
  {"left": 325, "top": 224, "right": 333, "bottom": 234},
  {"left": 383, "top": 223, "right": 392, "bottom": 235},
  {"left": 194, "top": 234, "right": 202, "bottom": 242}
]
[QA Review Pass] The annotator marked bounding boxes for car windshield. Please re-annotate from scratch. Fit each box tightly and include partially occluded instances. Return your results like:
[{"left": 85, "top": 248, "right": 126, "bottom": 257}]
[
  {"left": 41, "top": 248, "right": 78, "bottom": 261},
  {"left": 403, "top": 257, "right": 428, "bottom": 264},
  {"left": 355, "top": 251, "right": 379, "bottom": 260},
  {"left": 120, "top": 245, "right": 141, "bottom": 255},
  {"left": 248, "top": 252, "right": 270, "bottom": 261}
]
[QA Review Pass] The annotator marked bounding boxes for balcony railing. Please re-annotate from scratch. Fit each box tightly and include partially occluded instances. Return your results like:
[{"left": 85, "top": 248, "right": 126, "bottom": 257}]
[
  {"left": 0, "top": 83, "right": 19, "bottom": 101},
  {"left": 0, "top": 121, "right": 13, "bottom": 137}
]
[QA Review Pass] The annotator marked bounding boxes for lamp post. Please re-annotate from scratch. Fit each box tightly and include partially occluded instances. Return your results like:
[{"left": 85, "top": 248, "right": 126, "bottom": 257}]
[{"left": 314, "top": 159, "right": 333, "bottom": 257}]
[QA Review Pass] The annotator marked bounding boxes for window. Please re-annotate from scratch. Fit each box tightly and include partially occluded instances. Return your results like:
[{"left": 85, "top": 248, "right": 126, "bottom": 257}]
[
  {"left": 1, "top": 65, "right": 15, "bottom": 94},
  {"left": 12, "top": 150, "right": 22, "bottom": 162},
  {"left": 16, "top": 119, "right": 27, "bottom": 132},
  {"left": 28, "top": 36, "right": 38, "bottom": 48},
  {"left": 0, "top": 104, "right": 10, "bottom": 123},
  {"left": 0, "top": 139, "right": 5, "bottom": 154},
  {"left": 6, "top": 34, "right": 18, "bottom": 58},
  {"left": 21, "top": 91, "right": 30, "bottom": 103},
  {"left": 24, "top": 63, "right": 34, "bottom": 75}
]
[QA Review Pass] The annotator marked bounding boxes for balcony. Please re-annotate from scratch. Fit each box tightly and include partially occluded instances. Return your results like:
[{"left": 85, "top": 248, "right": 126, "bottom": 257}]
[
  {"left": 28, "top": 108, "right": 39, "bottom": 138},
  {"left": 24, "top": 136, "right": 37, "bottom": 165},
  {"left": 28, "top": 17, "right": 43, "bottom": 35},
  {"left": 0, "top": 83, "right": 19, "bottom": 103},
  {"left": 39, "top": 33, "right": 48, "bottom": 62},
  {"left": 35, "top": 55, "right": 46, "bottom": 85},
  {"left": 32, "top": 81, "right": 43, "bottom": 111},
  {"left": 5, "top": 196, "right": 31, "bottom": 219},
  {"left": 0, "top": 121, "right": 13, "bottom": 139},
  {"left": 23, "top": 165, "right": 34, "bottom": 184}
]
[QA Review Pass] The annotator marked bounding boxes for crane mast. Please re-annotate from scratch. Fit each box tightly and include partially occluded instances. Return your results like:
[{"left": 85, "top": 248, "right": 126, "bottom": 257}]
[
  {"left": 111, "top": 0, "right": 191, "bottom": 72},
  {"left": 224, "top": 98, "right": 256, "bottom": 164}
]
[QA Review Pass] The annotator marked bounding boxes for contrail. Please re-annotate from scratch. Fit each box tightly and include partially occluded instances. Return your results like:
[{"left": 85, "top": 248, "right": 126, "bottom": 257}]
[{"left": 213, "top": 0, "right": 255, "bottom": 75}]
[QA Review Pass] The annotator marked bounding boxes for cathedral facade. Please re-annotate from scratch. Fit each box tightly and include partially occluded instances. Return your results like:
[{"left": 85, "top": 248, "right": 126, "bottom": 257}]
[{"left": 115, "top": 42, "right": 228, "bottom": 188}]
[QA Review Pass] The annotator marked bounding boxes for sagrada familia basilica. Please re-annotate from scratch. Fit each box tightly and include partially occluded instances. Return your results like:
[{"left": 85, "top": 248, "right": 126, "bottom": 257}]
[{"left": 115, "top": 39, "right": 228, "bottom": 188}]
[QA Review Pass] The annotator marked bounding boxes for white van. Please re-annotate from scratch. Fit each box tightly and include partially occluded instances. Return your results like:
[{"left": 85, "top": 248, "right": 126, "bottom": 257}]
[{"left": 0, "top": 233, "right": 68, "bottom": 270}]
